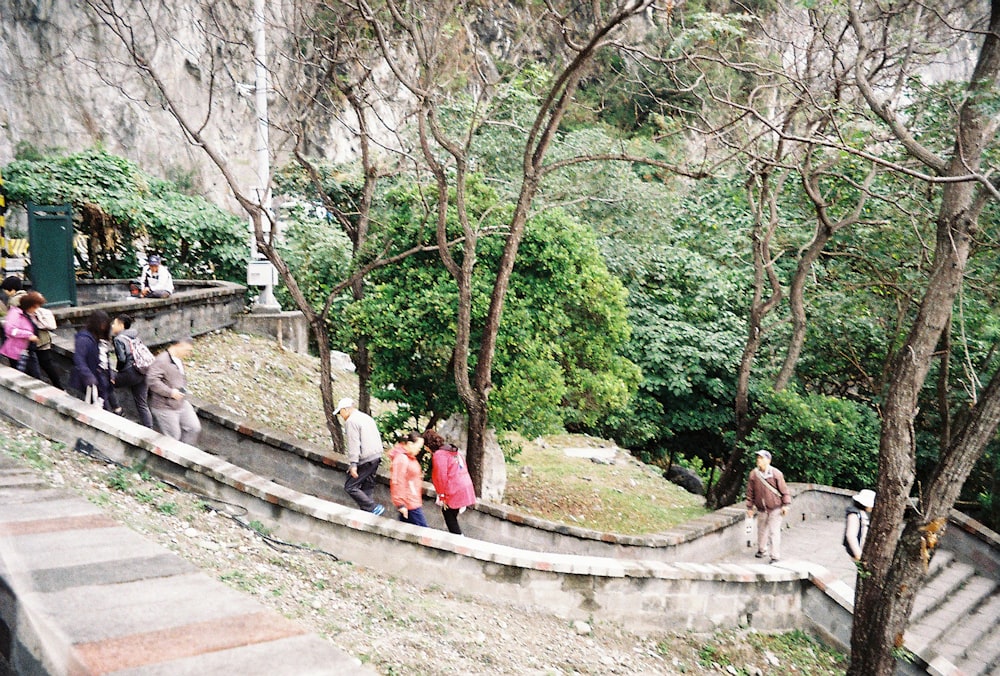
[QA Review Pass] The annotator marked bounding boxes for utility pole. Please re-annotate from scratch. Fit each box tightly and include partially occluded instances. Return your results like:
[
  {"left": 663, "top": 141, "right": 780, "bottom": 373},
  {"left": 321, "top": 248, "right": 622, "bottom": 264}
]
[{"left": 249, "top": 0, "right": 280, "bottom": 311}]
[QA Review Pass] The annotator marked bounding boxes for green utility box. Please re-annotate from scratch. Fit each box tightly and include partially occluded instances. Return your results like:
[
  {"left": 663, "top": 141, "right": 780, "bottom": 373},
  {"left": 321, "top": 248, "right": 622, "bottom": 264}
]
[{"left": 27, "top": 203, "right": 76, "bottom": 308}]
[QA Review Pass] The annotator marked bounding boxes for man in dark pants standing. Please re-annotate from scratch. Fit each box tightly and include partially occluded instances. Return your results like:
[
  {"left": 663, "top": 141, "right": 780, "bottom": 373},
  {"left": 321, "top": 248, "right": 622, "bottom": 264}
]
[{"left": 336, "top": 397, "right": 386, "bottom": 515}]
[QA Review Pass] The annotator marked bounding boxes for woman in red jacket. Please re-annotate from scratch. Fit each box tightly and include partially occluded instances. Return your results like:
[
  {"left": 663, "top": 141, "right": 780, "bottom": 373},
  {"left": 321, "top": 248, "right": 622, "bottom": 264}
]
[
  {"left": 390, "top": 431, "right": 427, "bottom": 527},
  {"left": 425, "top": 429, "right": 476, "bottom": 535}
]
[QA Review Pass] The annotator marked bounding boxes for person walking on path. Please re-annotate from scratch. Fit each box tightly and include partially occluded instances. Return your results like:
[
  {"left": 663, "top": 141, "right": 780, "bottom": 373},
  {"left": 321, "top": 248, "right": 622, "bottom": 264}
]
[
  {"left": 0, "top": 276, "right": 25, "bottom": 344},
  {"left": 390, "top": 431, "right": 428, "bottom": 527},
  {"left": 26, "top": 300, "right": 61, "bottom": 388},
  {"left": 844, "top": 489, "right": 875, "bottom": 562},
  {"left": 746, "top": 449, "right": 792, "bottom": 563},
  {"left": 111, "top": 315, "right": 153, "bottom": 428},
  {"left": 426, "top": 429, "right": 476, "bottom": 535},
  {"left": 335, "top": 397, "right": 385, "bottom": 515},
  {"left": 68, "top": 309, "right": 117, "bottom": 411},
  {"left": 146, "top": 336, "right": 201, "bottom": 444},
  {"left": 1, "top": 290, "right": 43, "bottom": 373}
]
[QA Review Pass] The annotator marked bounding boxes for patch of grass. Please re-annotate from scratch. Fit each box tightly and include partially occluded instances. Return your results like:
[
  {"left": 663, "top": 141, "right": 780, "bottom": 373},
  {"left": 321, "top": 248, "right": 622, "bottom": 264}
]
[
  {"left": 742, "top": 629, "right": 848, "bottom": 674},
  {"left": 1, "top": 438, "right": 52, "bottom": 471},
  {"left": 88, "top": 492, "right": 111, "bottom": 507},
  {"left": 220, "top": 570, "right": 253, "bottom": 592},
  {"left": 698, "top": 643, "right": 725, "bottom": 667},
  {"left": 248, "top": 520, "right": 273, "bottom": 537},
  {"left": 503, "top": 434, "right": 707, "bottom": 534},
  {"left": 157, "top": 502, "right": 179, "bottom": 515},
  {"left": 106, "top": 467, "right": 133, "bottom": 492}
]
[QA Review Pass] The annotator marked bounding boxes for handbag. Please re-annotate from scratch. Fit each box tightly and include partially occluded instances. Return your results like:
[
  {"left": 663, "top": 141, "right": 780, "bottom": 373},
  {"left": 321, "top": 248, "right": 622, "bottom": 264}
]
[{"left": 84, "top": 384, "right": 103, "bottom": 408}]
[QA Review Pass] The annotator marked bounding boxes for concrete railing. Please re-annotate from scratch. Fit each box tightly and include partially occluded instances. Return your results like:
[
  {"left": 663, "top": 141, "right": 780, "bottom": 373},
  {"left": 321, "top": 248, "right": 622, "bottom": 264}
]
[
  {"left": 0, "top": 367, "right": 810, "bottom": 637},
  {"left": 55, "top": 279, "right": 247, "bottom": 348},
  {"left": 5, "top": 365, "right": 1000, "bottom": 675}
]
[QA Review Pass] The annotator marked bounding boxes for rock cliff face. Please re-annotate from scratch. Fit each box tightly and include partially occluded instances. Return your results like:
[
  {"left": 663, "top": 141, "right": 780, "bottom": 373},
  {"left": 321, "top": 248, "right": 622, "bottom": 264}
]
[{"left": 0, "top": 0, "right": 364, "bottom": 207}]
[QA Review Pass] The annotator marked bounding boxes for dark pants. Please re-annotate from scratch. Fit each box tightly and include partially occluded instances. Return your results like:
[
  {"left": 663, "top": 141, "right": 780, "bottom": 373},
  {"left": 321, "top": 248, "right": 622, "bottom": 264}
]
[
  {"left": 17, "top": 349, "right": 41, "bottom": 379},
  {"left": 129, "top": 281, "right": 170, "bottom": 299},
  {"left": 34, "top": 348, "right": 63, "bottom": 388},
  {"left": 99, "top": 369, "right": 119, "bottom": 412},
  {"left": 345, "top": 457, "right": 381, "bottom": 511},
  {"left": 114, "top": 365, "right": 153, "bottom": 428},
  {"left": 399, "top": 506, "right": 428, "bottom": 527},
  {"left": 441, "top": 506, "right": 463, "bottom": 535}
]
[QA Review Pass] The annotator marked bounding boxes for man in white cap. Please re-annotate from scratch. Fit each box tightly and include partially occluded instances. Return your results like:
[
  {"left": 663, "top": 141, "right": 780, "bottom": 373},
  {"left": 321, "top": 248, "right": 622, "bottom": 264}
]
[
  {"left": 745, "top": 449, "right": 792, "bottom": 563},
  {"left": 335, "top": 397, "right": 385, "bottom": 515},
  {"left": 844, "top": 489, "right": 876, "bottom": 562}
]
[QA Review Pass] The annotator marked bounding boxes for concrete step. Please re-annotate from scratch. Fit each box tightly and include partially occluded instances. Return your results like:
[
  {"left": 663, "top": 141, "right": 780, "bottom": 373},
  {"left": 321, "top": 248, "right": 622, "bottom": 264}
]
[
  {"left": 928, "top": 549, "right": 955, "bottom": 576},
  {"left": 951, "top": 595, "right": 1000, "bottom": 676},
  {"left": 910, "top": 557, "right": 975, "bottom": 623},
  {"left": 911, "top": 578, "right": 998, "bottom": 665}
]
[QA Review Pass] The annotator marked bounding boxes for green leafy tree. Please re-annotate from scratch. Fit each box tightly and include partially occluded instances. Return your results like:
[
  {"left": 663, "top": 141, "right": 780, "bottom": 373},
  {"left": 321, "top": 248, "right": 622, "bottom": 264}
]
[
  {"left": 352, "top": 178, "right": 639, "bottom": 438},
  {"left": 746, "top": 387, "right": 880, "bottom": 489}
]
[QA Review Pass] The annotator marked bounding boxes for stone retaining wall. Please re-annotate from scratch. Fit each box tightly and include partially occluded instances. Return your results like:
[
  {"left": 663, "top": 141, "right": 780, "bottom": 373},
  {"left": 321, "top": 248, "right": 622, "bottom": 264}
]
[
  {"left": 57, "top": 280, "right": 247, "bottom": 348},
  {"left": 0, "top": 367, "right": 809, "bottom": 636}
]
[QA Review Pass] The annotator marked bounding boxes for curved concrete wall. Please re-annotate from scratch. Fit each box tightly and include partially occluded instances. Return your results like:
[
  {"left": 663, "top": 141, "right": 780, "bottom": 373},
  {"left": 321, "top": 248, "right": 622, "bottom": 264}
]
[
  {"left": 0, "top": 368, "right": 808, "bottom": 636},
  {"left": 4, "top": 365, "right": 1000, "bottom": 676}
]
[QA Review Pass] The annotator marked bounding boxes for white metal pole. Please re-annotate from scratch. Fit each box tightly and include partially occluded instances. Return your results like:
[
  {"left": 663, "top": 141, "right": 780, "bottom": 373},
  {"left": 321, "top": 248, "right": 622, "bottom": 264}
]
[{"left": 251, "top": 0, "right": 280, "bottom": 311}]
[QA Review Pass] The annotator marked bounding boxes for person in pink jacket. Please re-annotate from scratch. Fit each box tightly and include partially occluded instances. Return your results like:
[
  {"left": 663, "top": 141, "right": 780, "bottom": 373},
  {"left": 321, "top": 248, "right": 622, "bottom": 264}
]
[
  {"left": 390, "top": 431, "right": 427, "bottom": 527},
  {"left": 425, "top": 429, "right": 476, "bottom": 535},
  {"left": 1, "top": 291, "right": 45, "bottom": 373}
]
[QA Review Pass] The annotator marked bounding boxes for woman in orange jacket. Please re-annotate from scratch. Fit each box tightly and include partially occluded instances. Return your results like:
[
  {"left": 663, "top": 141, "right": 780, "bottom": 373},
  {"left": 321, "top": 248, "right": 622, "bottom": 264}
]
[{"left": 390, "top": 431, "right": 427, "bottom": 527}]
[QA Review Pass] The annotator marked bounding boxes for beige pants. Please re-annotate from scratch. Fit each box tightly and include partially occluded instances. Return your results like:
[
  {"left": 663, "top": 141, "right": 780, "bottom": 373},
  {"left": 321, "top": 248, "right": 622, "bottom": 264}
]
[{"left": 756, "top": 508, "right": 783, "bottom": 560}]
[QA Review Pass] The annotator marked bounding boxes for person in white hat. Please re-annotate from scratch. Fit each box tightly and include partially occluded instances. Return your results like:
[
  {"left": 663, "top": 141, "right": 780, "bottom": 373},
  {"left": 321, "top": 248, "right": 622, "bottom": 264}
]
[
  {"left": 745, "top": 449, "right": 792, "bottom": 563},
  {"left": 335, "top": 397, "right": 386, "bottom": 515},
  {"left": 844, "top": 488, "right": 876, "bottom": 562}
]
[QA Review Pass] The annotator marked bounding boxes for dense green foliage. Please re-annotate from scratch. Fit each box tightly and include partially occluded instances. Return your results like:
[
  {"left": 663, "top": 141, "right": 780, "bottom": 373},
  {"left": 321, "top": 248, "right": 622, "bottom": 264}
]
[
  {"left": 2, "top": 147, "right": 247, "bottom": 282},
  {"left": 279, "top": 170, "right": 641, "bottom": 437},
  {"left": 746, "top": 387, "right": 880, "bottom": 490}
]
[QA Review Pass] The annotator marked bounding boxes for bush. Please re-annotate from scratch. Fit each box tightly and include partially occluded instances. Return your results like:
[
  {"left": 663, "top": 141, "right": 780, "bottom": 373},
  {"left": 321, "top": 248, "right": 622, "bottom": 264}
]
[
  {"left": 3, "top": 147, "right": 247, "bottom": 282},
  {"left": 745, "top": 387, "right": 879, "bottom": 490}
]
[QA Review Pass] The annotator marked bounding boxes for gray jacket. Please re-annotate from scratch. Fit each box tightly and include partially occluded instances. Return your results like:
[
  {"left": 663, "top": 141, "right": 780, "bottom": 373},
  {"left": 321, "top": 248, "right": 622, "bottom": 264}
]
[
  {"left": 146, "top": 350, "right": 186, "bottom": 411},
  {"left": 344, "top": 409, "right": 383, "bottom": 466}
]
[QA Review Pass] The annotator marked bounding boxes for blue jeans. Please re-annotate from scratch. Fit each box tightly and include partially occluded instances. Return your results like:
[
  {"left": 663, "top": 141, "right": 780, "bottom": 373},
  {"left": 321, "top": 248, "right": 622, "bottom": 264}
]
[
  {"left": 345, "top": 457, "right": 381, "bottom": 511},
  {"left": 399, "top": 507, "right": 428, "bottom": 527}
]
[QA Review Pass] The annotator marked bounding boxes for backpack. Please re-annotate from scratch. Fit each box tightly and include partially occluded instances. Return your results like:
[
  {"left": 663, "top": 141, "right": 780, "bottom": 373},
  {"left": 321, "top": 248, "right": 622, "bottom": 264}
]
[{"left": 125, "top": 334, "right": 155, "bottom": 373}]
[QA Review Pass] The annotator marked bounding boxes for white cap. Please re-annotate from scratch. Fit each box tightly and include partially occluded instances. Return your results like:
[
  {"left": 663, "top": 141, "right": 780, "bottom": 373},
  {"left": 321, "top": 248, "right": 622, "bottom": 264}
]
[
  {"left": 334, "top": 397, "right": 354, "bottom": 415},
  {"left": 853, "top": 489, "right": 876, "bottom": 508}
]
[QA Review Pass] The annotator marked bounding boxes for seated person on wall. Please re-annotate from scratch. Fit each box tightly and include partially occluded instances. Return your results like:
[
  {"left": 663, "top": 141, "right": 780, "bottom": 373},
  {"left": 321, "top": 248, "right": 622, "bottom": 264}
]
[{"left": 129, "top": 255, "right": 174, "bottom": 298}]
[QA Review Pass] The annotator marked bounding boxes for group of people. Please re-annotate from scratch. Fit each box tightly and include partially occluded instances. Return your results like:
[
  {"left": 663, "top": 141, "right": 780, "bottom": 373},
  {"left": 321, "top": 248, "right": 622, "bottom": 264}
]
[
  {"left": 67, "top": 309, "right": 200, "bottom": 445},
  {"left": 0, "top": 277, "right": 62, "bottom": 387},
  {"left": 0, "top": 256, "right": 198, "bottom": 446},
  {"left": 3, "top": 266, "right": 878, "bottom": 554},
  {"left": 335, "top": 397, "right": 476, "bottom": 534},
  {"left": 745, "top": 449, "right": 875, "bottom": 564}
]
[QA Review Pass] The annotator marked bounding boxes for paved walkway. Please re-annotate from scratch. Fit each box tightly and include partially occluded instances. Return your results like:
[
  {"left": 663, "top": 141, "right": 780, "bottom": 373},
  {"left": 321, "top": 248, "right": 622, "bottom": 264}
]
[
  {"left": 0, "top": 454, "right": 372, "bottom": 676},
  {"left": 718, "top": 514, "right": 859, "bottom": 587}
]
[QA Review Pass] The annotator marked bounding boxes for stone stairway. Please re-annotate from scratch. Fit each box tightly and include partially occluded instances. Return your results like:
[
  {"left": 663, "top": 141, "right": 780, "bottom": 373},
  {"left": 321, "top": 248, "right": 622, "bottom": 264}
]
[{"left": 905, "top": 550, "right": 1000, "bottom": 675}]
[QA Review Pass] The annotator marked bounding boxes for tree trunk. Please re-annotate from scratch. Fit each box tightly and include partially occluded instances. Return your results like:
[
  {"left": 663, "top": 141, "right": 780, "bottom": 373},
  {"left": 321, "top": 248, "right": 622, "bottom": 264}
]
[
  {"left": 937, "top": 316, "right": 952, "bottom": 450},
  {"left": 465, "top": 395, "right": 489, "bottom": 491},
  {"left": 847, "top": 0, "right": 1000, "bottom": 664},
  {"left": 707, "top": 172, "right": 783, "bottom": 508}
]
